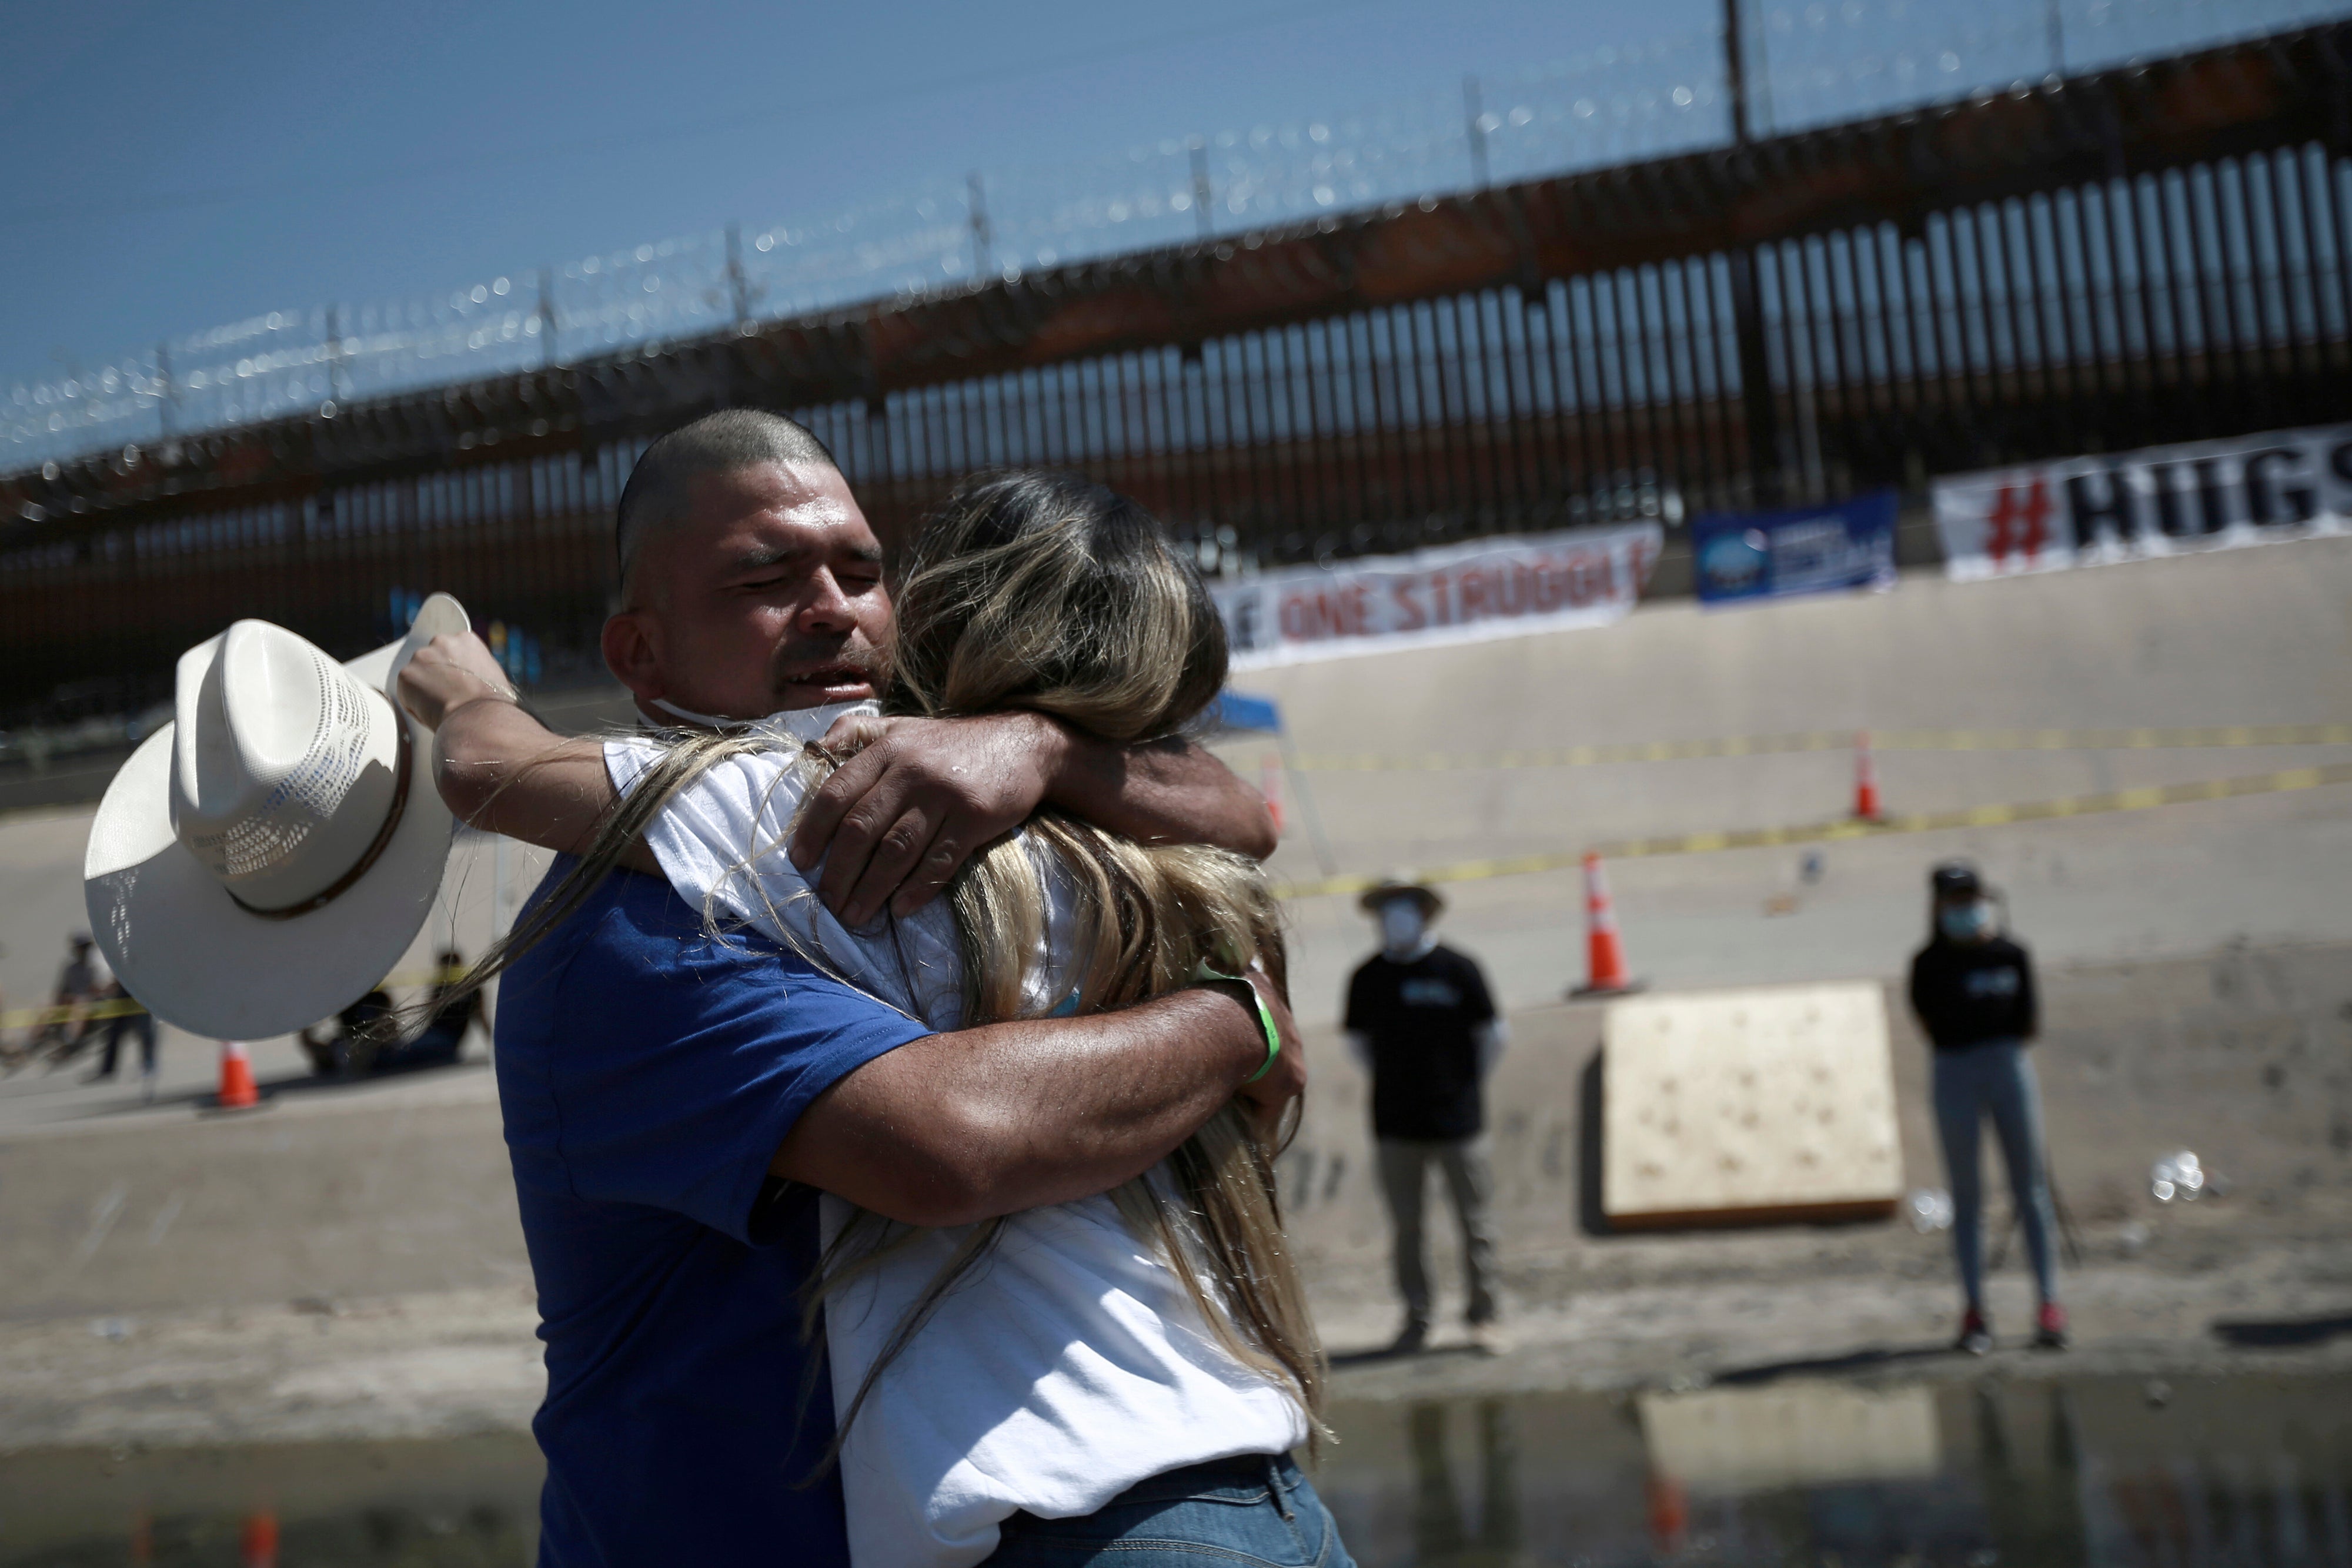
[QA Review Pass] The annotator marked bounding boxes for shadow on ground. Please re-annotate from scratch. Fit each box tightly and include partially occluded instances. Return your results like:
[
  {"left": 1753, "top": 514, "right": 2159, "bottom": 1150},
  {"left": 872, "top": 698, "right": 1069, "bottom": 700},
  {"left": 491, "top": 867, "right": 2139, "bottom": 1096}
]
[
  {"left": 2210, "top": 1312, "right": 2352, "bottom": 1349},
  {"left": 1708, "top": 1342, "right": 1959, "bottom": 1386},
  {"left": 1330, "top": 1343, "right": 1490, "bottom": 1370},
  {"left": 52, "top": 1058, "right": 490, "bottom": 1124}
]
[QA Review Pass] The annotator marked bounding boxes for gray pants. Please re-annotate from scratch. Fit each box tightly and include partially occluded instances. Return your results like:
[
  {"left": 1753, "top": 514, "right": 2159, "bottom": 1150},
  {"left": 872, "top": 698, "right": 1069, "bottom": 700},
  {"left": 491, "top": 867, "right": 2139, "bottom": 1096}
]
[
  {"left": 1931, "top": 1041, "right": 2060, "bottom": 1309},
  {"left": 1377, "top": 1138, "right": 1499, "bottom": 1330}
]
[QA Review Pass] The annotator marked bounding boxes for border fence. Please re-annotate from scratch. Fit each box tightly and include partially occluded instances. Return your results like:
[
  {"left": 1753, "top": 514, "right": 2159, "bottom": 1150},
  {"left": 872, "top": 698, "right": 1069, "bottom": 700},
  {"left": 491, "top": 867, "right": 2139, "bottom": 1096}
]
[
  {"left": 8, "top": 0, "right": 2337, "bottom": 472},
  {"left": 5, "top": 21, "right": 2352, "bottom": 727}
]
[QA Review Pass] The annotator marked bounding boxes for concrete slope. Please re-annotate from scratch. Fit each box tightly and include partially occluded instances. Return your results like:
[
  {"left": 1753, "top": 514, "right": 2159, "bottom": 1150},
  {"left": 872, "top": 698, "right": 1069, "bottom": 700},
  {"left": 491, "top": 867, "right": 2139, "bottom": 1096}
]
[
  {"left": 1218, "top": 537, "right": 2352, "bottom": 1017},
  {"left": 1237, "top": 534, "right": 2352, "bottom": 775},
  {"left": 0, "top": 539, "right": 2344, "bottom": 1419},
  {"left": 0, "top": 1068, "right": 523, "bottom": 1323}
]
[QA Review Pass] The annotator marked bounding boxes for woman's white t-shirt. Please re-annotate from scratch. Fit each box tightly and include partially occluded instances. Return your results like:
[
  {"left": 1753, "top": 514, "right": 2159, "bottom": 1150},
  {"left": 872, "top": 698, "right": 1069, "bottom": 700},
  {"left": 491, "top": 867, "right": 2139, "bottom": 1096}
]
[{"left": 604, "top": 704, "right": 1305, "bottom": 1568}]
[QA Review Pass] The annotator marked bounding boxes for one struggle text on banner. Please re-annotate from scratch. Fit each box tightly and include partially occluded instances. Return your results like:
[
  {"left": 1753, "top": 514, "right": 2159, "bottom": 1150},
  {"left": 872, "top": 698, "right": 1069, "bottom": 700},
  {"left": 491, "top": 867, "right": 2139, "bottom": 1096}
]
[{"left": 1208, "top": 521, "right": 1662, "bottom": 670}]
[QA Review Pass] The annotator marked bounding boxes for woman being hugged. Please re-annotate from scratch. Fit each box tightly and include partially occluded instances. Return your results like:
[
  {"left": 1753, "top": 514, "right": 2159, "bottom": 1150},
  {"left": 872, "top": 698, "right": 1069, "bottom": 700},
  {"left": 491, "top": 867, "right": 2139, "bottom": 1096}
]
[{"left": 429, "top": 470, "right": 1347, "bottom": 1568}]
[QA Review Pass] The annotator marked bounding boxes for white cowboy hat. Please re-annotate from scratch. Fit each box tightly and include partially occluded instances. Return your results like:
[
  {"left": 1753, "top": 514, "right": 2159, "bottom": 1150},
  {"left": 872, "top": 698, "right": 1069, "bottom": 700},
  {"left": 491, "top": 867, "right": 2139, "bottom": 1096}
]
[{"left": 83, "top": 594, "right": 472, "bottom": 1041}]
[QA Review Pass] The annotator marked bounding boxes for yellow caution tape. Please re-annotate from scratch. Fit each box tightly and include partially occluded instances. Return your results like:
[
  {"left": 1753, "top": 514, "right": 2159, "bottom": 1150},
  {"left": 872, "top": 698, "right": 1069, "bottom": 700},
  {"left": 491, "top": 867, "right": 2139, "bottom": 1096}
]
[
  {"left": 0, "top": 996, "right": 151, "bottom": 1031},
  {"left": 1273, "top": 760, "right": 2352, "bottom": 901},
  {"left": 1281, "top": 723, "right": 2352, "bottom": 773},
  {"left": 0, "top": 967, "right": 472, "bottom": 1032},
  {"left": 14, "top": 757, "right": 2348, "bottom": 1018}
]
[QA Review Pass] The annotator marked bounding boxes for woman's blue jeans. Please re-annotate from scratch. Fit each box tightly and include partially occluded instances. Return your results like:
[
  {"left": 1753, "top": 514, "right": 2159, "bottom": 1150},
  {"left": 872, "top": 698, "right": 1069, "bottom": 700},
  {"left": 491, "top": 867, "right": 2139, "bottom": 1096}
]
[
  {"left": 984, "top": 1453, "right": 1356, "bottom": 1567},
  {"left": 1931, "top": 1039, "right": 2060, "bottom": 1310}
]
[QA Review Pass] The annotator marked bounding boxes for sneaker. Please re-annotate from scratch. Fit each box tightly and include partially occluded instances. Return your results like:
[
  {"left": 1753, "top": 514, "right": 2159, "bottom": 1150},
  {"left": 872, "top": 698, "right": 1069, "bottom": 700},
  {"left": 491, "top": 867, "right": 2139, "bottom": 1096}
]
[
  {"left": 1466, "top": 1321, "right": 1514, "bottom": 1357},
  {"left": 1955, "top": 1308, "right": 1994, "bottom": 1356},
  {"left": 1385, "top": 1322, "right": 1429, "bottom": 1356},
  {"left": 2033, "top": 1301, "right": 2070, "bottom": 1350}
]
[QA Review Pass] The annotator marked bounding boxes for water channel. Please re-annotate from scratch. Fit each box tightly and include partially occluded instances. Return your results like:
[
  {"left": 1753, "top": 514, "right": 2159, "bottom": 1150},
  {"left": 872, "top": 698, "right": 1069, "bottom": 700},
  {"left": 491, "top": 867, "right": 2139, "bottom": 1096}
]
[{"left": 3, "top": 1372, "right": 2347, "bottom": 1566}]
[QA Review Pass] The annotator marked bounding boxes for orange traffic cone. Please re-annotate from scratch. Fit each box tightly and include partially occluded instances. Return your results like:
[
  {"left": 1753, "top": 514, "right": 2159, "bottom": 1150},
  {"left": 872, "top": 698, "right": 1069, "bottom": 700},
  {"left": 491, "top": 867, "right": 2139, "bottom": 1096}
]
[
  {"left": 1570, "top": 852, "right": 1641, "bottom": 997},
  {"left": 1646, "top": 1473, "right": 1689, "bottom": 1556},
  {"left": 215, "top": 1041, "right": 261, "bottom": 1111},
  {"left": 1852, "top": 730, "right": 1883, "bottom": 821},
  {"left": 240, "top": 1510, "right": 279, "bottom": 1568},
  {"left": 1260, "top": 755, "right": 1286, "bottom": 836}
]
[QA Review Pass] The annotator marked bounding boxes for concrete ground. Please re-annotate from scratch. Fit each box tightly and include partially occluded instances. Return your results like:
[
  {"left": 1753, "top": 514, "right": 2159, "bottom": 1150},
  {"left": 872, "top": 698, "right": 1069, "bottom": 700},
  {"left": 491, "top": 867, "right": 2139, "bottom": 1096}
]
[
  {"left": 5, "top": 937, "right": 2348, "bottom": 1450},
  {"left": 0, "top": 534, "right": 2347, "bottom": 1449}
]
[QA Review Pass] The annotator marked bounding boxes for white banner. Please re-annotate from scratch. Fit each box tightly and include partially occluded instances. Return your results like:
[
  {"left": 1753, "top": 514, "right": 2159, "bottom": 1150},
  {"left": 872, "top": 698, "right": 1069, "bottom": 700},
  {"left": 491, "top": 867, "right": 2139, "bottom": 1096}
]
[
  {"left": 1211, "top": 521, "right": 1662, "bottom": 670},
  {"left": 1933, "top": 423, "right": 2352, "bottom": 581}
]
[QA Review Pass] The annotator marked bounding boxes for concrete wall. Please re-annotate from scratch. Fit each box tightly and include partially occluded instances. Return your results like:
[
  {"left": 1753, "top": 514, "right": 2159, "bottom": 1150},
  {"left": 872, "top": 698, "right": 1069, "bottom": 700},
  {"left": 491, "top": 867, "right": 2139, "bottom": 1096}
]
[
  {"left": 1225, "top": 535, "right": 2352, "bottom": 1020},
  {"left": 1228, "top": 534, "right": 2352, "bottom": 876}
]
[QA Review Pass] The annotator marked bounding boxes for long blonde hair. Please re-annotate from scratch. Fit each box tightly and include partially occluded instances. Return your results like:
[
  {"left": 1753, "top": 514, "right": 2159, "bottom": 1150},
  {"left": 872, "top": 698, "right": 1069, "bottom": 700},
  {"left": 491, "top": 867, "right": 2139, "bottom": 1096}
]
[
  {"left": 818, "top": 470, "right": 1321, "bottom": 1444},
  {"left": 445, "top": 469, "right": 1320, "bottom": 1450}
]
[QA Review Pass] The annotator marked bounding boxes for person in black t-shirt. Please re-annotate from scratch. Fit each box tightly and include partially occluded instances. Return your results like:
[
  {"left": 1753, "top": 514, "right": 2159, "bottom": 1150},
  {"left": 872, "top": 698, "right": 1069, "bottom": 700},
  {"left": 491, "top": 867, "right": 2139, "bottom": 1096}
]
[
  {"left": 1345, "top": 878, "right": 1506, "bottom": 1355},
  {"left": 1907, "top": 860, "right": 2066, "bottom": 1356}
]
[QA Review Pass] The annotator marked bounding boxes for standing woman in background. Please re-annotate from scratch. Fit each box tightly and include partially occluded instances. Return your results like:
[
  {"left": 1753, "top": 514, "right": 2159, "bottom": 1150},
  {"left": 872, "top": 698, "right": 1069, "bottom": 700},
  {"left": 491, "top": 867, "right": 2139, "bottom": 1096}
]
[{"left": 1907, "top": 860, "right": 2066, "bottom": 1356}]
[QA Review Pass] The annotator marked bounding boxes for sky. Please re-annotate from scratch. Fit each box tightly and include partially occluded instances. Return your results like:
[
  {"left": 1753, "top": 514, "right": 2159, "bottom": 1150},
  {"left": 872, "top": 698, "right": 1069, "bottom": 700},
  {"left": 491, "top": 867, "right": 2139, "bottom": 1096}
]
[
  {"left": 0, "top": 0, "right": 1720, "bottom": 389},
  {"left": 5, "top": 0, "right": 2335, "bottom": 425}
]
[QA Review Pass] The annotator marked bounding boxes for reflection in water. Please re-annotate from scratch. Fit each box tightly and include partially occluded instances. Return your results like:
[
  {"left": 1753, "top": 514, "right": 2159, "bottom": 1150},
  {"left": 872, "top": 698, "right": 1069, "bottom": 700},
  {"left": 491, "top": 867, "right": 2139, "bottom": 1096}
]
[
  {"left": 1974, "top": 1383, "right": 2088, "bottom": 1563},
  {"left": 1317, "top": 1373, "right": 2352, "bottom": 1567},
  {"left": 1408, "top": 1400, "right": 1527, "bottom": 1566},
  {"left": 0, "top": 1433, "right": 540, "bottom": 1567},
  {"left": 3, "top": 1376, "right": 2348, "bottom": 1565},
  {"left": 1642, "top": 1383, "right": 1942, "bottom": 1492}
]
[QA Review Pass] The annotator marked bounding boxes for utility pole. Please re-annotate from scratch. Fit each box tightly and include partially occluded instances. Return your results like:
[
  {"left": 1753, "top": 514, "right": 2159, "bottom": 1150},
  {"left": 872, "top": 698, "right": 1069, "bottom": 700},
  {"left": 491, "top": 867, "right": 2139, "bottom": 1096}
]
[
  {"left": 1464, "top": 76, "right": 1491, "bottom": 190},
  {"left": 1189, "top": 140, "right": 1214, "bottom": 240},
  {"left": 1723, "top": 0, "right": 1752, "bottom": 145},
  {"left": 324, "top": 305, "right": 343, "bottom": 404},
  {"left": 967, "top": 173, "right": 993, "bottom": 276},
  {"left": 725, "top": 222, "right": 750, "bottom": 326},
  {"left": 1720, "top": 0, "right": 1782, "bottom": 503},
  {"left": 155, "top": 341, "right": 173, "bottom": 438},
  {"left": 537, "top": 269, "right": 559, "bottom": 368}
]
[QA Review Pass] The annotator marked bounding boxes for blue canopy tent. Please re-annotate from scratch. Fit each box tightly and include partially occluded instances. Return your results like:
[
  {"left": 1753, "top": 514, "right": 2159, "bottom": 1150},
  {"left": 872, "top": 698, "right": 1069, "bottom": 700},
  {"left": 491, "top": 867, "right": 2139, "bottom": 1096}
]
[
  {"left": 1211, "top": 690, "right": 1283, "bottom": 735},
  {"left": 1207, "top": 690, "right": 1335, "bottom": 875}
]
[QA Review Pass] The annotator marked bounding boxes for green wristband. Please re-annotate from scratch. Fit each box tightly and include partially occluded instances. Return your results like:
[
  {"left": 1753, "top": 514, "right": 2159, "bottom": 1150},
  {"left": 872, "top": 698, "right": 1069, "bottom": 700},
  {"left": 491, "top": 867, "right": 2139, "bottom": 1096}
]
[{"left": 1195, "top": 962, "right": 1281, "bottom": 1084}]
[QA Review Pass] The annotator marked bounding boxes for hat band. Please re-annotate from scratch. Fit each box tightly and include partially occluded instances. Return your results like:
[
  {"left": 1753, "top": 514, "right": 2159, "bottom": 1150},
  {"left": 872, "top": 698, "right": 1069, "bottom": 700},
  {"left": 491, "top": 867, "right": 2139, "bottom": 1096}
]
[{"left": 227, "top": 697, "right": 414, "bottom": 922}]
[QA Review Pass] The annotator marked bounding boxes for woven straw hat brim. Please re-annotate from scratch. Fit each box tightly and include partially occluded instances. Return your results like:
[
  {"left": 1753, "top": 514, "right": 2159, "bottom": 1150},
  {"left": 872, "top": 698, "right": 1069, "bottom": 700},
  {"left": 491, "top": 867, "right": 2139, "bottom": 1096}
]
[{"left": 82, "top": 627, "right": 459, "bottom": 1042}]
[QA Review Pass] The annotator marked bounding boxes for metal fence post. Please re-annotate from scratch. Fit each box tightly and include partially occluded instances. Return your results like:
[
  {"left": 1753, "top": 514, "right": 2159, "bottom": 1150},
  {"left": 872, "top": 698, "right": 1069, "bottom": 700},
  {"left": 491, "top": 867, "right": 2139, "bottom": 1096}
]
[{"left": 1728, "top": 246, "right": 1782, "bottom": 504}]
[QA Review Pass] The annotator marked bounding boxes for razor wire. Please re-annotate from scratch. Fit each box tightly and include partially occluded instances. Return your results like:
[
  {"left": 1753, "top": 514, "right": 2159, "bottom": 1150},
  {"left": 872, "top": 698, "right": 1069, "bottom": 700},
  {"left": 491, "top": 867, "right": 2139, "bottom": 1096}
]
[{"left": 4, "top": 0, "right": 2339, "bottom": 474}]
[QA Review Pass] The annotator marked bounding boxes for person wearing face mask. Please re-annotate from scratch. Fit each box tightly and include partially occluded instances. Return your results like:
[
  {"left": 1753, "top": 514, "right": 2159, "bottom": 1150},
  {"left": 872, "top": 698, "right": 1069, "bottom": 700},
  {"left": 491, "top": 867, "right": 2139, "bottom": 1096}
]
[
  {"left": 1345, "top": 878, "right": 1507, "bottom": 1355},
  {"left": 1907, "top": 860, "right": 2065, "bottom": 1356}
]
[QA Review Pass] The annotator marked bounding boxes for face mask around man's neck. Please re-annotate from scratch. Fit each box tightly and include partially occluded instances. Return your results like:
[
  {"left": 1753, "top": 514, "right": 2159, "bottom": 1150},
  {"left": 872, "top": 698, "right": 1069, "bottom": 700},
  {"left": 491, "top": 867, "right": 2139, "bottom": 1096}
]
[{"left": 648, "top": 697, "right": 753, "bottom": 730}]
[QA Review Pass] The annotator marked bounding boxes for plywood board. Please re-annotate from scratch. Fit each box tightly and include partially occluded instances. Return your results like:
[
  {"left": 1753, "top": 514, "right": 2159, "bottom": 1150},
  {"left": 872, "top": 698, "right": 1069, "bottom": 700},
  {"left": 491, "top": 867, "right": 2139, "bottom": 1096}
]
[
  {"left": 1601, "top": 981, "right": 1901, "bottom": 1228},
  {"left": 1641, "top": 1384, "right": 1940, "bottom": 1492}
]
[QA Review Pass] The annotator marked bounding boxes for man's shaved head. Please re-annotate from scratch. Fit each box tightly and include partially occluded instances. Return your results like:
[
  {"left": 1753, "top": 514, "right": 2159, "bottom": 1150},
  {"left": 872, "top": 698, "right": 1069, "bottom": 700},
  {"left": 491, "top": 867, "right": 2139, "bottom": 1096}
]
[
  {"left": 615, "top": 409, "right": 839, "bottom": 587},
  {"left": 600, "top": 409, "right": 888, "bottom": 725}
]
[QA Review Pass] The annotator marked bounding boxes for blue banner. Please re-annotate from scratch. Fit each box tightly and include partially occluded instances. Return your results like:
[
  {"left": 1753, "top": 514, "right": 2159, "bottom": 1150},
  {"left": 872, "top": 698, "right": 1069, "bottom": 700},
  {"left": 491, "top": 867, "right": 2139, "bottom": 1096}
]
[
  {"left": 1212, "top": 690, "right": 1282, "bottom": 734},
  {"left": 1692, "top": 490, "right": 1899, "bottom": 604}
]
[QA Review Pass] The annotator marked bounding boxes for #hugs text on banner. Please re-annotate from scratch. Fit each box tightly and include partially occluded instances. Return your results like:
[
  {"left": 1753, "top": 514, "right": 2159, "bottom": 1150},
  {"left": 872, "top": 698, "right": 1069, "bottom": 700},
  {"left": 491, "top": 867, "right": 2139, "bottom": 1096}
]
[
  {"left": 1210, "top": 521, "right": 1662, "bottom": 670},
  {"left": 1933, "top": 423, "right": 2352, "bottom": 581}
]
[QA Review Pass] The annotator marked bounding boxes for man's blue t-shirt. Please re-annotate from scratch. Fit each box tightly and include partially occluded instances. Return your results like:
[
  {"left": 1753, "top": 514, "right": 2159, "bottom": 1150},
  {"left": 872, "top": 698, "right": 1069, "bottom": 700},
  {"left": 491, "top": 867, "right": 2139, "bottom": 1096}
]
[{"left": 495, "top": 862, "right": 930, "bottom": 1566}]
